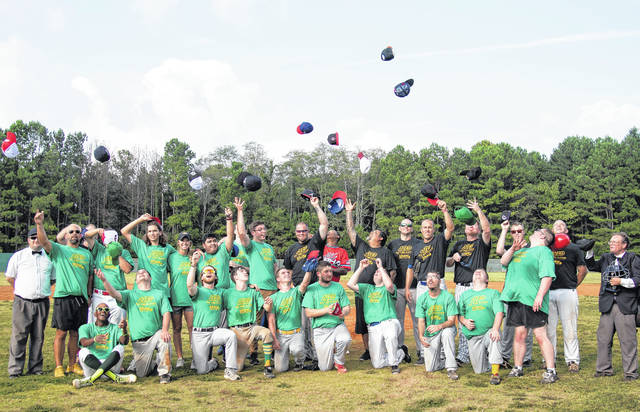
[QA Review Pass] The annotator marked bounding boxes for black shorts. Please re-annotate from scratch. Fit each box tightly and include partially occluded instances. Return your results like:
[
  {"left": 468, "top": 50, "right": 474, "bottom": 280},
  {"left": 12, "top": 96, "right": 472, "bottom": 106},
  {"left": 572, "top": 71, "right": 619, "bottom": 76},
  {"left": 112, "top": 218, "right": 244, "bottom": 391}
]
[
  {"left": 52, "top": 295, "right": 88, "bottom": 331},
  {"left": 355, "top": 296, "right": 367, "bottom": 335},
  {"left": 506, "top": 301, "right": 548, "bottom": 329}
]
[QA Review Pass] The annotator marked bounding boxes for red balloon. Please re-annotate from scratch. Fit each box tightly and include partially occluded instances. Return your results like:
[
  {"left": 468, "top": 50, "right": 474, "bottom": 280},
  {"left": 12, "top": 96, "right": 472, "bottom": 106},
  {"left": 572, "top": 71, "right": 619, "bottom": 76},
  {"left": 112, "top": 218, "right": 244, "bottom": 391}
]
[{"left": 553, "top": 233, "right": 571, "bottom": 250}]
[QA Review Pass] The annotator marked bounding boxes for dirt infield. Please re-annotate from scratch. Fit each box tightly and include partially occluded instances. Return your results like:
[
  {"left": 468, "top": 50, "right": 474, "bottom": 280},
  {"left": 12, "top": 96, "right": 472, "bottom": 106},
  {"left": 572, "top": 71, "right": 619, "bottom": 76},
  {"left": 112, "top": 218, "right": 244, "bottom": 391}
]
[{"left": 0, "top": 280, "right": 601, "bottom": 334}]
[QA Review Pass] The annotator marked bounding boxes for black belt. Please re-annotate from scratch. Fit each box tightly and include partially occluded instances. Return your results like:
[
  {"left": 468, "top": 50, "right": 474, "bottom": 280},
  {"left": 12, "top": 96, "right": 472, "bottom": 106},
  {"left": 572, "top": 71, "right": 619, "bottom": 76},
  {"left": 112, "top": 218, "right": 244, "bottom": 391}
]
[
  {"left": 193, "top": 327, "right": 218, "bottom": 332},
  {"left": 132, "top": 335, "right": 153, "bottom": 343},
  {"left": 233, "top": 323, "right": 253, "bottom": 328},
  {"left": 456, "top": 282, "right": 471, "bottom": 287},
  {"left": 17, "top": 295, "right": 49, "bottom": 303}
]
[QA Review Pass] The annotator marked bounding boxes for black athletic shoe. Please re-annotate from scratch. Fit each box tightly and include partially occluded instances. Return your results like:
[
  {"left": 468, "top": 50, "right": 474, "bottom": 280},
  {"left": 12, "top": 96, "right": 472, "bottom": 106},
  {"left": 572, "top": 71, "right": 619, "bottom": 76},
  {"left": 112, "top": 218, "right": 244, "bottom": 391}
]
[
  {"left": 303, "top": 361, "right": 320, "bottom": 371},
  {"left": 400, "top": 345, "right": 411, "bottom": 364},
  {"left": 391, "top": 365, "right": 399, "bottom": 375},
  {"left": 293, "top": 363, "right": 305, "bottom": 372},
  {"left": 522, "top": 359, "right": 532, "bottom": 368},
  {"left": 249, "top": 353, "right": 260, "bottom": 366},
  {"left": 264, "top": 367, "right": 275, "bottom": 379},
  {"left": 359, "top": 350, "right": 370, "bottom": 361},
  {"left": 415, "top": 355, "right": 424, "bottom": 365}
]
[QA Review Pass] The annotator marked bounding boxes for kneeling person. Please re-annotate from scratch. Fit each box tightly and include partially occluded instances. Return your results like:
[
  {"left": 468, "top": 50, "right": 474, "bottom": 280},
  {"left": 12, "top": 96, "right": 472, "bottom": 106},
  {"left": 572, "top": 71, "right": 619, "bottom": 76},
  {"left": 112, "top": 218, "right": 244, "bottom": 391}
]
[
  {"left": 266, "top": 268, "right": 312, "bottom": 373},
  {"left": 347, "top": 258, "right": 410, "bottom": 374},
  {"left": 458, "top": 269, "right": 504, "bottom": 385},
  {"left": 302, "top": 261, "right": 352, "bottom": 373},
  {"left": 187, "top": 251, "right": 240, "bottom": 380},
  {"left": 416, "top": 272, "right": 459, "bottom": 380},
  {"left": 98, "top": 268, "right": 173, "bottom": 384},
  {"left": 224, "top": 265, "right": 275, "bottom": 378},
  {"left": 73, "top": 303, "right": 136, "bottom": 388}
]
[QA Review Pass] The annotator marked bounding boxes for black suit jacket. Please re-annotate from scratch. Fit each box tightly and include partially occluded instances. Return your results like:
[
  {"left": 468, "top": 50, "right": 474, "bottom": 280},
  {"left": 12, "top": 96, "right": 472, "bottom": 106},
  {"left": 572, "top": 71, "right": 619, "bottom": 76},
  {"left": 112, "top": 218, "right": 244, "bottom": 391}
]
[{"left": 586, "top": 251, "right": 640, "bottom": 315}]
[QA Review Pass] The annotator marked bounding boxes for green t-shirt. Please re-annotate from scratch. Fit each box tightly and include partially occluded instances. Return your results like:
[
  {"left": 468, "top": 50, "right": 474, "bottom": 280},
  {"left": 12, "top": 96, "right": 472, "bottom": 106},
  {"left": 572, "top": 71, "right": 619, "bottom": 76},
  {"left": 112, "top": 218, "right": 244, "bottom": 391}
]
[
  {"left": 241, "top": 240, "right": 277, "bottom": 291},
  {"left": 79, "top": 322, "right": 123, "bottom": 359},
  {"left": 271, "top": 286, "right": 304, "bottom": 331},
  {"left": 168, "top": 252, "right": 193, "bottom": 307},
  {"left": 130, "top": 235, "right": 175, "bottom": 296},
  {"left": 458, "top": 288, "right": 504, "bottom": 338},
  {"left": 231, "top": 241, "right": 249, "bottom": 267},
  {"left": 50, "top": 242, "right": 94, "bottom": 299},
  {"left": 302, "top": 282, "right": 350, "bottom": 329},
  {"left": 191, "top": 286, "right": 224, "bottom": 328},
  {"left": 92, "top": 242, "right": 134, "bottom": 291},
  {"left": 223, "top": 287, "right": 264, "bottom": 327},
  {"left": 356, "top": 284, "right": 398, "bottom": 324},
  {"left": 119, "top": 288, "right": 172, "bottom": 341},
  {"left": 500, "top": 246, "right": 556, "bottom": 314},
  {"left": 416, "top": 290, "right": 458, "bottom": 337},
  {"left": 197, "top": 247, "right": 231, "bottom": 290}
]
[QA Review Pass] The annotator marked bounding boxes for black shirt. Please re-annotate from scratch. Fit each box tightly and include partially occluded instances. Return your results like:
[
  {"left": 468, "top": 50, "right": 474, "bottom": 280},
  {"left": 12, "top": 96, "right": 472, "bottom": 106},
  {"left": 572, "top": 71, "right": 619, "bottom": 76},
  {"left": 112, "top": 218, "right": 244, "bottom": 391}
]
[
  {"left": 551, "top": 243, "right": 586, "bottom": 290},
  {"left": 283, "top": 232, "right": 326, "bottom": 286},
  {"left": 450, "top": 237, "right": 491, "bottom": 284},
  {"left": 388, "top": 237, "right": 421, "bottom": 289},
  {"left": 586, "top": 251, "right": 640, "bottom": 315},
  {"left": 411, "top": 233, "right": 450, "bottom": 281},
  {"left": 352, "top": 235, "right": 396, "bottom": 284}
]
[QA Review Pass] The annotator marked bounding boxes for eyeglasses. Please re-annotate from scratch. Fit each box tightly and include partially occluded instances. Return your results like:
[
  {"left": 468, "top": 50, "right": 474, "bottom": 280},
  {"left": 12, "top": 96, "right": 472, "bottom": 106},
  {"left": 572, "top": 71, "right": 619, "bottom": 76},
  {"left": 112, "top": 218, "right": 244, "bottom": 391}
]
[
  {"left": 296, "top": 230, "right": 309, "bottom": 233},
  {"left": 96, "top": 307, "right": 110, "bottom": 313},
  {"left": 68, "top": 230, "right": 81, "bottom": 234},
  {"left": 510, "top": 230, "right": 523, "bottom": 234},
  {"left": 400, "top": 223, "right": 412, "bottom": 227},
  {"left": 608, "top": 240, "right": 622, "bottom": 245}
]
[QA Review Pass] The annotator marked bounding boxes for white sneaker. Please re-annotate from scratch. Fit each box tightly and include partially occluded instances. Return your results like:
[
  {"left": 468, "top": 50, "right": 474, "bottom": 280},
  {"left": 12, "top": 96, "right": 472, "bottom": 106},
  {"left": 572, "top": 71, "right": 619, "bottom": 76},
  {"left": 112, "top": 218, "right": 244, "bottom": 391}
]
[
  {"left": 224, "top": 368, "right": 241, "bottom": 381},
  {"left": 72, "top": 378, "right": 92, "bottom": 389},
  {"left": 176, "top": 358, "right": 185, "bottom": 368},
  {"left": 112, "top": 373, "right": 137, "bottom": 384}
]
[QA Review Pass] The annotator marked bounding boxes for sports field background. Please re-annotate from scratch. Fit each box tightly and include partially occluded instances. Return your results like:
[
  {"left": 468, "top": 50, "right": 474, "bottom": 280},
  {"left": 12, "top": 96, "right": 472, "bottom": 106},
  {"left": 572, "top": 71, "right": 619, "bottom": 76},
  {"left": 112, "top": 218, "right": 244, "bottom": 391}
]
[{"left": 1, "top": 272, "right": 639, "bottom": 411}]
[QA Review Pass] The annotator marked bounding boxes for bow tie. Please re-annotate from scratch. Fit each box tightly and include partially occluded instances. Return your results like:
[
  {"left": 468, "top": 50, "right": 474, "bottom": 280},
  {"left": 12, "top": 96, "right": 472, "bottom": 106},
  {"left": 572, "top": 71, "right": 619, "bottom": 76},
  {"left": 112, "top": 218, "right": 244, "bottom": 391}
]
[{"left": 32, "top": 250, "right": 42, "bottom": 255}]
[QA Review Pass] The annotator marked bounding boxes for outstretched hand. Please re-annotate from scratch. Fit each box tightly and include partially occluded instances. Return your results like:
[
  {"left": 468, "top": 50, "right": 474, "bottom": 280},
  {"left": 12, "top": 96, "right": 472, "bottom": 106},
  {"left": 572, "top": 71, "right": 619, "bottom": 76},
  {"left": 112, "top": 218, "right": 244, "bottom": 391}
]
[
  {"left": 345, "top": 199, "right": 355, "bottom": 212},
  {"left": 34, "top": 210, "right": 44, "bottom": 225}
]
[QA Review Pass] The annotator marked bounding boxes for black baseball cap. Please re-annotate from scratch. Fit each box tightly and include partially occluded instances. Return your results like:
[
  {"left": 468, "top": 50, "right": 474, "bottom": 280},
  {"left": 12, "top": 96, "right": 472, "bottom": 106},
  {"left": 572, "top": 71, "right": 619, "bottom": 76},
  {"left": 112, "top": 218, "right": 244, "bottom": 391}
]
[
  {"left": 28, "top": 227, "right": 37, "bottom": 238},
  {"left": 178, "top": 232, "right": 191, "bottom": 241},
  {"left": 202, "top": 233, "right": 216, "bottom": 243}
]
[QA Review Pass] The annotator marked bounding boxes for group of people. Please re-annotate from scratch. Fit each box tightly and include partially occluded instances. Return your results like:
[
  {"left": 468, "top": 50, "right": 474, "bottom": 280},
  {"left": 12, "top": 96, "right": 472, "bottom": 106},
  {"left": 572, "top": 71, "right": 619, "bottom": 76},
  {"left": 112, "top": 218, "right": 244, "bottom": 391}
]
[{"left": 6, "top": 194, "right": 640, "bottom": 388}]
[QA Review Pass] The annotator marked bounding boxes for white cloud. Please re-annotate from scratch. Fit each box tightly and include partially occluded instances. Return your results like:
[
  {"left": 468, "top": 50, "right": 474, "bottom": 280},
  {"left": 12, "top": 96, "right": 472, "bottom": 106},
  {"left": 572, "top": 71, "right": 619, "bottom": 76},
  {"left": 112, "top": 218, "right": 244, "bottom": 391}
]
[
  {"left": 45, "top": 8, "right": 65, "bottom": 32},
  {"left": 210, "top": 0, "right": 254, "bottom": 24},
  {"left": 574, "top": 100, "right": 640, "bottom": 139},
  {"left": 0, "top": 36, "right": 25, "bottom": 126},
  {"left": 130, "top": 0, "right": 179, "bottom": 23}
]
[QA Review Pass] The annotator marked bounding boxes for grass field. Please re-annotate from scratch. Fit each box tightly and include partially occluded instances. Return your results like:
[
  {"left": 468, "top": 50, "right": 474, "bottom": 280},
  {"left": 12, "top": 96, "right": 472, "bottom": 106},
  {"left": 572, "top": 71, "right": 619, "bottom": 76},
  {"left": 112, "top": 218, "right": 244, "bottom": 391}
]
[{"left": 2, "top": 273, "right": 640, "bottom": 411}]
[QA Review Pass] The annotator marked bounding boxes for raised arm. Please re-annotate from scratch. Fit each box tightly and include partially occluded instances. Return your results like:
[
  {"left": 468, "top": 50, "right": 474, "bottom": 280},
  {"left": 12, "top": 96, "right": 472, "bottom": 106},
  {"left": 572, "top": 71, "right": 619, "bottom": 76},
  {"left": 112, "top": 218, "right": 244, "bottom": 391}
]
[
  {"left": 496, "top": 220, "right": 509, "bottom": 256},
  {"left": 500, "top": 238, "right": 525, "bottom": 266},
  {"left": 310, "top": 196, "right": 329, "bottom": 240},
  {"left": 234, "top": 197, "right": 250, "bottom": 248},
  {"left": 468, "top": 198, "right": 491, "bottom": 245},
  {"left": 34, "top": 210, "right": 52, "bottom": 254},
  {"left": 346, "top": 259, "right": 369, "bottom": 293},
  {"left": 345, "top": 198, "right": 357, "bottom": 247},
  {"left": 121, "top": 213, "right": 153, "bottom": 243},
  {"left": 298, "top": 270, "right": 313, "bottom": 295},
  {"left": 438, "top": 200, "right": 454, "bottom": 241},
  {"left": 187, "top": 250, "right": 202, "bottom": 297},
  {"left": 223, "top": 207, "right": 235, "bottom": 253},
  {"left": 377, "top": 259, "right": 395, "bottom": 293},
  {"left": 83, "top": 227, "right": 103, "bottom": 251},
  {"left": 56, "top": 224, "right": 75, "bottom": 245},
  {"left": 95, "top": 269, "right": 122, "bottom": 301}
]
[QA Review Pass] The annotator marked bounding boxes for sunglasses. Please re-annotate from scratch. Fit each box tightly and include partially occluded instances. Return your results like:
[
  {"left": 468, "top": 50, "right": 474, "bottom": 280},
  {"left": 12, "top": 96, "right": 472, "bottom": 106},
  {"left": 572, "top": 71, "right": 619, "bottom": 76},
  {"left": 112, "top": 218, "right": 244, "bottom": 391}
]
[
  {"left": 29, "top": 236, "right": 38, "bottom": 240},
  {"left": 202, "top": 269, "right": 216, "bottom": 274},
  {"left": 510, "top": 230, "right": 523, "bottom": 234},
  {"left": 96, "top": 307, "right": 110, "bottom": 313},
  {"left": 68, "top": 230, "right": 81, "bottom": 234},
  {"left": 400, "top": 223, "right": 412, "bottom": 227}
]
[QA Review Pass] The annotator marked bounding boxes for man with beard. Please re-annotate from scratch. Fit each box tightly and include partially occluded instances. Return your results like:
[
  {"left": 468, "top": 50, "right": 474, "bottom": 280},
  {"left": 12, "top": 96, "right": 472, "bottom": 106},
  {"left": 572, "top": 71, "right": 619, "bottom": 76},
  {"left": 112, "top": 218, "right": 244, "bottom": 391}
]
[
  {"left": 345, "top": 198, "right": 396, "bottom": 362},
  {"left": 98, "top": 268, "right": 173, "bottom": 383},
  {"left": 445, "top": 199, "right": 491, "bottom": 365},
  {"left": 34, "top": 210, "right": 93, "bottom": 378},
  {"left": 187, "top": 251, "right": 240, "bottom": 380},
  {"left": 72, "top": 303, "right": 136, "bottom": 388},
  {"left": 302, "top": 261, "right": 352, "bottom": 373}
]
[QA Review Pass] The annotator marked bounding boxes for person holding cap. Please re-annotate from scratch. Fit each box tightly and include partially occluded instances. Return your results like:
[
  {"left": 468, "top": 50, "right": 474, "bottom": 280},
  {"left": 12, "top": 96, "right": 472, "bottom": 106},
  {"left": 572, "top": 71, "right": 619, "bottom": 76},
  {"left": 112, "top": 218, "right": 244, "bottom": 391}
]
[
  {"left": 284, "top": 195, "right": 328, "bottom": 364},
  {"left": 121, "top": 213, "right": 176, "bottom": 298},
  {"left": 547, "top": 220, "right": 587, "bottom": 373},
  {"left": 82, "top": 227, "right": 134, "bottom": 324},
  {"left": 345, "top": 198, "right": 396, "bottom": 362},
  {"left": 167, "top": 231, "right": 195, "bottom": 368},
  {"left": 6, "top": 227, "right": 55, "bottom": 378},
  {"left": 445, "top": 198, "right": 491, "bottom": 366},
  {"left": 34, "top": 210, "right": 94, "bottom": 378}
]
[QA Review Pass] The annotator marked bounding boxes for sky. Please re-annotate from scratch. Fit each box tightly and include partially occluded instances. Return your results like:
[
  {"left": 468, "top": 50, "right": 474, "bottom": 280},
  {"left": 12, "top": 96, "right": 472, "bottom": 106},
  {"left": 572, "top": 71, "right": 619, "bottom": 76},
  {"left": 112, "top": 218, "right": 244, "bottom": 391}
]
[{"left": 1, "top": 1, "right": 639, "bottom": 161}]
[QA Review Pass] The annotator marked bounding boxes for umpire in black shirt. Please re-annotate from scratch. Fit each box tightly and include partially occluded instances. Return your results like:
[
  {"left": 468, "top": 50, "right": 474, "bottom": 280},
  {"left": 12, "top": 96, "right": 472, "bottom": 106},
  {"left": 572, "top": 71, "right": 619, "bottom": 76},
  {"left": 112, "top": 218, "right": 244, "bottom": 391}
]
[{"left": 586, "top": 232, "right": 640, "bottom": 381}]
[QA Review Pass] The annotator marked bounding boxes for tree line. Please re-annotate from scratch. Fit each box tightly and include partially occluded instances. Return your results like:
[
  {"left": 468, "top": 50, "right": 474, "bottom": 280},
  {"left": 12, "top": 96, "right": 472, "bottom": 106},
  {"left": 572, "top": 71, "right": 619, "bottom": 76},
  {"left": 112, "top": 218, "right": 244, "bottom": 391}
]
[{"left": 1, "top": 119, "right": 639, "bottom": 258}]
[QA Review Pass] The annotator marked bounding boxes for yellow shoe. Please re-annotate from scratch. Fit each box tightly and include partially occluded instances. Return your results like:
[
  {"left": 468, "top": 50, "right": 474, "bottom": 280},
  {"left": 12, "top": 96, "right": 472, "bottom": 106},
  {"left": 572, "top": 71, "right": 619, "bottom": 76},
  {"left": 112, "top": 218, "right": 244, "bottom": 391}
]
[
  {"left": 70, "top": 363, "right": 84, "bottom": 376},
  {"left": 54, "top": 366, "right": 65, "bottom": 378}
]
